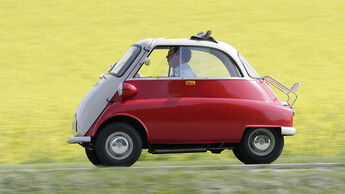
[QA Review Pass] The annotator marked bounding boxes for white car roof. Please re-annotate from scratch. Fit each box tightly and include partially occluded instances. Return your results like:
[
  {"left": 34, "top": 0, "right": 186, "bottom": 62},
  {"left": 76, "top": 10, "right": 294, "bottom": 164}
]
[{"left": 134, "top": 38, "right": 239, "bottom": 58}]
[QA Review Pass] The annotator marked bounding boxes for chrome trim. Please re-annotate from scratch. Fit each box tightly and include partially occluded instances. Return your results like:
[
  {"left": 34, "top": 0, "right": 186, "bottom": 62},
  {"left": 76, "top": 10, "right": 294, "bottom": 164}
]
[
  {"left": 67, "top": 136, "right": 91, "bottom": 144},
  {"left": 117, "top": 83, "right": 123, "bottom": 97},
  {"left": 281, "top": 127, "right": 296, "bottom": 136}
]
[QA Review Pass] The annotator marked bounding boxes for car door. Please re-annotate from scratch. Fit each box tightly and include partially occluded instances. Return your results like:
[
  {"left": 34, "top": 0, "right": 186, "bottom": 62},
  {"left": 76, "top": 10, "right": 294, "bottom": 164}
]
[
  {"left": 75, "top": 46, "right": 142, "bottom": 136},
  {"left": 126, "top": 46, "right": 244, "bottom": 143}
]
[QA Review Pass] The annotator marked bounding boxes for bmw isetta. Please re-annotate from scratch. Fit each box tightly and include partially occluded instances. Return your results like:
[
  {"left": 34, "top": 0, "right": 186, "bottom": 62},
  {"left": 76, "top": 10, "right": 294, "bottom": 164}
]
[{"left": 68, "top": 31, "right": 301, "bottom": 166}]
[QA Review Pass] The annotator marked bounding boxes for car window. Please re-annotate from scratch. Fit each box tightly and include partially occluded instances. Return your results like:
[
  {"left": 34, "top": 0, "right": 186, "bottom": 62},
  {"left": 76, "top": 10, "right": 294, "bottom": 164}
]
[
  {"left": 137, "top": 47, "right": 171, "bottom": 77},
  {"left": 109, "top": 46, "right": 141, "bottom": 77},
  {"left": 136, "top": 46, "right": 242, "bottom": 78},
  {"left": 238, "top": 52, "right": 260, "bottom": 79},
  {"left": 189, "top": 47, "right": 242, "bottom": 77}
]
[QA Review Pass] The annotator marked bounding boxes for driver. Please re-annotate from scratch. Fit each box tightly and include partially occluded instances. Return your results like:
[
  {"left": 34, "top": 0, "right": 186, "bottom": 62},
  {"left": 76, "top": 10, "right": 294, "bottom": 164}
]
[{"left": 166, "top": 47, "right": 196, "bottom": 77}]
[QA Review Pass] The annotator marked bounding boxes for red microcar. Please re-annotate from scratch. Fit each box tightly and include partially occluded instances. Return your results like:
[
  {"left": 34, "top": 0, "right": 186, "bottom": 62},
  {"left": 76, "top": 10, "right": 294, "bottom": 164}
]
[{"left": 68, "top": 31, "right": 301, "bottom": 166}]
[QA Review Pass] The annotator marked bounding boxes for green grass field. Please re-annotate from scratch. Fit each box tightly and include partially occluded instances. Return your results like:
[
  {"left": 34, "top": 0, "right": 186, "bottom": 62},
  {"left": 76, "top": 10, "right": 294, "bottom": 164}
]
[{"left": 0, "top": 0, "right": 345, "bottom": 164}]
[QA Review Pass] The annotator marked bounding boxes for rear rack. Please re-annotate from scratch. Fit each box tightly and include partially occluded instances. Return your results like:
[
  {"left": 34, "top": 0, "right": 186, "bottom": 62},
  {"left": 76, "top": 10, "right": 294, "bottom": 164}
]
[{"left": 262, "top": 76, "right": 301, "bottom": 108}]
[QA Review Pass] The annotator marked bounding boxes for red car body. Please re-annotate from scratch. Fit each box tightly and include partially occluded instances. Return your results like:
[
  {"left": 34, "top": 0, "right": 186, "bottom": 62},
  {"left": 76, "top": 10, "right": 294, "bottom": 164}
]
[{"left": 87, "top": 79, "right": 294, "bottom": 143}]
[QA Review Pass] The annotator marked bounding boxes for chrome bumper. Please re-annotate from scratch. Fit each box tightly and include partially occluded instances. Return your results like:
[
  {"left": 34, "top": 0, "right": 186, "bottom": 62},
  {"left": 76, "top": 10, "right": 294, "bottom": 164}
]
[
  {"left": 281, "top": 127, "right": 296, "bottom": 136},
  {"left": 67, "top": 136, "right": 91, "bottom": 144}
]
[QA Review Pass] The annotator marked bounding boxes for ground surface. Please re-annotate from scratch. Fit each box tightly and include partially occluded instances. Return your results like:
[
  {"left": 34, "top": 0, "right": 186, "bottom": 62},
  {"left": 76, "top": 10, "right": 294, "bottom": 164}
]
[{"left": 1, "top": 161, "right": 345, "bottom": 193}]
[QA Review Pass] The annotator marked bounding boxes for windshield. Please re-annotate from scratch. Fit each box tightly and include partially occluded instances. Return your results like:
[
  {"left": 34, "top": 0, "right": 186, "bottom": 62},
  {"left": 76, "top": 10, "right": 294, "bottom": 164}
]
[
  {"left": 109, "top": 46, "right": 141, "bottom": 77},
  {"left": 238, "top": 52, "right": 261, "bottom": 79}
]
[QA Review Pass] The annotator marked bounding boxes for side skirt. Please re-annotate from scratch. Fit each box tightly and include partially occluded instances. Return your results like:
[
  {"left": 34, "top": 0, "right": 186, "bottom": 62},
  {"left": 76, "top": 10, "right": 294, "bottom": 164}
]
[{"left": 148, "top": 143, "right": 236, "bottom": 154}]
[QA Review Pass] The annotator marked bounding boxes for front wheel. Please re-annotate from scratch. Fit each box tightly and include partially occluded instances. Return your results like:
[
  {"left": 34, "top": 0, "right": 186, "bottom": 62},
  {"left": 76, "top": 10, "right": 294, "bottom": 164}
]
[
  {"left": 95, "top": 123, "right": 142, "bottom": 166},
  {"left": 233, "top": 128, "right": 284, "bottom": 164},
  {"left": 85, "top": 148, "right": 102, "bottom": 166}
]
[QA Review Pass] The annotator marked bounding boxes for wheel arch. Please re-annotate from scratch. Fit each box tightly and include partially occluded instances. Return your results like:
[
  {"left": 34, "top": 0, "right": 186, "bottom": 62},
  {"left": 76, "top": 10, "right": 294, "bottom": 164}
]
[{"left": 93, "top": 114, "right": 149, "bottom": 148}]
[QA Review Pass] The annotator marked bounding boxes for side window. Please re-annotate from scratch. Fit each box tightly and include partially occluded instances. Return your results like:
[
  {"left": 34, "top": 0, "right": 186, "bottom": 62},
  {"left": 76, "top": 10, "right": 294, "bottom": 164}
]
[
  {"left": 189, "top": 48, "right": 242, "bottom": 77},
  {"left": 137, "top": 47, "right": 170, "bottom": 77},
  {"left": 238, "top": 52, "right": 260, "bottom": 79},
  {"left": 136, "top": 46, "right": 242, "bottom": 78}
]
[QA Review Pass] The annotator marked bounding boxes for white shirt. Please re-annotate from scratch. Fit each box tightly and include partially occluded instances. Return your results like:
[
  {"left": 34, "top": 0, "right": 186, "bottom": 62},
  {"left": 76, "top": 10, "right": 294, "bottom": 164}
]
[{"left": 172, "top": 63, "right": 196, "bottom": 77}]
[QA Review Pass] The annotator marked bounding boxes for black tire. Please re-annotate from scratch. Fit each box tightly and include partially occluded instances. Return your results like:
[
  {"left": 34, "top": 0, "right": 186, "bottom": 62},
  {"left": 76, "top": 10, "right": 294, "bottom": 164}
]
[
  {"left": 85, "top": 148, "right": 103, "bottom": 166},
  {"left": 232, "top": 146, "right": 241, "bottom": 159},
  {"left": 210, "top": 149, "right": 224, "bottom": 154},
  {"left": 95, "top": 123, "right": 142, "bottom": 166},
  {"left": 233, "top": 128, "right": 284, "bottom": 164}
]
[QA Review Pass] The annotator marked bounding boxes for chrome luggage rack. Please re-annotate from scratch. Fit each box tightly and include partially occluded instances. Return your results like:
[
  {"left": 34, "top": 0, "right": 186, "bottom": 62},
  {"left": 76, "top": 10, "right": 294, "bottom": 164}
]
[{"left": 262, "top": 76, "right": 301, "bottom": 108}]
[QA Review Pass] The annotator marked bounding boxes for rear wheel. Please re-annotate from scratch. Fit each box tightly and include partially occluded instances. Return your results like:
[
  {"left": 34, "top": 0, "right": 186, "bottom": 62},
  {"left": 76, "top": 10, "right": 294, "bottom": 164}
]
[
  {"left": 95, "top": 123, "right": 142, "bottom": 166},
  {"left": 233, "top": 128, "right": 284, "bottom": 164}
]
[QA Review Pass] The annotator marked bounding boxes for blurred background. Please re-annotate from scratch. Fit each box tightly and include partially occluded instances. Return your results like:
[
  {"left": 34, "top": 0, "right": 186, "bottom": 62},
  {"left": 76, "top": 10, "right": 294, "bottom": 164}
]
[{"left": 0, "top": 0, "right": 344, "bottom": 164}]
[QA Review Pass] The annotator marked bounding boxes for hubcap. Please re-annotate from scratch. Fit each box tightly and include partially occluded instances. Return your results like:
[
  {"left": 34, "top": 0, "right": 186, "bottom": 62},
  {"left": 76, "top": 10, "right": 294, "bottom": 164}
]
[
  {"left": 248, "top": 128, "right": 275, "bottom": 156},
  {"left": 253, "top": 135, "right": 271, "bottom": 151},
  {"left": 105, "top": 132, "right": 133, "bottom": 160},
  {"left": 110, "top": 136, "right": 129, "bottom": 155}
]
